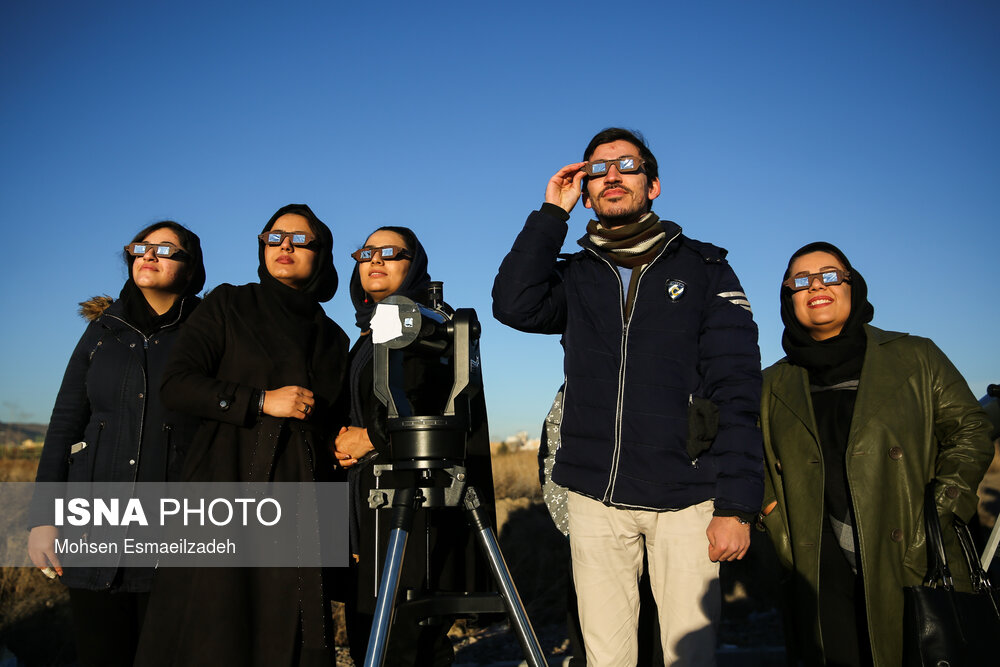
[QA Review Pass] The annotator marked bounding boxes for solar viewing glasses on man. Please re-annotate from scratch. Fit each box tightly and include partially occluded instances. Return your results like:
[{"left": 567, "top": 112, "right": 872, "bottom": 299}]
[{"left": 583, "top": 155, "right": 646, "bottom": 176}]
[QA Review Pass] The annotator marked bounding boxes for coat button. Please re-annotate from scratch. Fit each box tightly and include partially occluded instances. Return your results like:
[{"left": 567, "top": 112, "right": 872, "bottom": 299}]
[
  {"left": 219, "top": 399, "right": 230, "bottom": 410},
  {"left": 891, "top": 528, "right": 904, "bottom": 542},
  {"left": 138, "top": 392, "right": 144, "bottom": 399},
  {"left": 945, "top": 485, "right": 960, "bottom": 499},
  {"left": 130, "top": 343, "right": 136, "bottom": 348},
  {"left": 775, "top": 460, "right": 783, "bottom": 474},
  {"left": 888, "top": 446, "right": 903, "bottom": 460},
  {"left": 129, "top": 459, "right": 136, "bottom": 465}
]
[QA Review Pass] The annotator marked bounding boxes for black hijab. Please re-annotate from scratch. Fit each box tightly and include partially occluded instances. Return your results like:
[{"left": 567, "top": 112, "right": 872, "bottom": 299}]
[
  {"left": 257, "top": 203, "right": 339, "bottom": 305},
  {"left": 121, "top": 221, "right": 206, "bottom": 336},
  {"left": 254, "top": 204, "right": 339, "bottom": 355},
  {"left": 348, "top": 226, "right": 431, "bottom": 332},
  {"left": 779, "top": 241, "right": 875, "bottom": 385}
]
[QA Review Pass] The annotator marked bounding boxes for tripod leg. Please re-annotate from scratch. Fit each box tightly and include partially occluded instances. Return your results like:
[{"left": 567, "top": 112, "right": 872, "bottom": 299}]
[
  {"left": 364, "top": 488, "right": 418, "bottom": 667},
  {"left": 464, "top": 485, "right": 548, "bottom": 667}
]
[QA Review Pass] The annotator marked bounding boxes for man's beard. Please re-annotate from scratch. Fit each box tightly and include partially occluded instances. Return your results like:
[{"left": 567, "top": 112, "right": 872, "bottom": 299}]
[{"left": 595, "top": 187, "right": 648, "bottom": 228}]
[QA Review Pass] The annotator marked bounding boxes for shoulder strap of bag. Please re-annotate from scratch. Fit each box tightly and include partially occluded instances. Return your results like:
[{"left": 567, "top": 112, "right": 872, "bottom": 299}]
[{"left": 922, "top": 483, "right": 954, "bottom": 589}]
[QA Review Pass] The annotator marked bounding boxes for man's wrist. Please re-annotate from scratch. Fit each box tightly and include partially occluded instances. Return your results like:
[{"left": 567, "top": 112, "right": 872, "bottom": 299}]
[
  {"left": 713, "top": 509, "right": 756, "bottom": 524},
  {"left": 540, "top": 202, "right": 571, "bottom": 222}
]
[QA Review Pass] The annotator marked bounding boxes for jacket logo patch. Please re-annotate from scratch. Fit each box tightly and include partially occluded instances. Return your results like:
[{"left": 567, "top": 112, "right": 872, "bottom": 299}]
[{"left": 666, "top": 279, "right": 687, "bottom": 302}]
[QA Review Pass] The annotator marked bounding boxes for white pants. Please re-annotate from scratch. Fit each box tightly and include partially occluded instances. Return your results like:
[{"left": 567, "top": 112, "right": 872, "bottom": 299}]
[{"left": 567, "top": 492, "right": 720, "bottom": 667}]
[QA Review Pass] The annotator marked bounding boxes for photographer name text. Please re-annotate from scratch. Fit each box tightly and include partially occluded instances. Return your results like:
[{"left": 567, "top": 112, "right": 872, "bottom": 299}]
[{"left": 54, "top": 537, "right": 237, "bottom": 555}]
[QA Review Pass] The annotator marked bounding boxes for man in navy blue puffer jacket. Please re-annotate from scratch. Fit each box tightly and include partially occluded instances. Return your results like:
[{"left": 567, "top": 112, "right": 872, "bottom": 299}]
[{"left": 493, "top": 128, "right": 763, "bottom": 666}]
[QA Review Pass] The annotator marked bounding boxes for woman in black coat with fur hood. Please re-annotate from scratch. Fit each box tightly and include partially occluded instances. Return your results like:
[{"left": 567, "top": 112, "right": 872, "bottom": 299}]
[
  {"left": 135, "top": 204, "right": 350, "bottom": 667},
  {"left": 28, "top": 220, "right": 205, "bottom": 667}
]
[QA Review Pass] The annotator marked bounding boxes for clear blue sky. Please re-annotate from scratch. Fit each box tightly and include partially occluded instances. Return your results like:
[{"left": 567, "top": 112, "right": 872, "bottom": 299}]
[{"left": 2, "top": 1, "right": 997, "bottom": 440}]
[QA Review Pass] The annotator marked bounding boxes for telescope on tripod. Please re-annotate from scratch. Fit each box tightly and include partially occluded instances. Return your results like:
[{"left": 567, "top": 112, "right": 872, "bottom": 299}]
[{"left": 362, "top": 282, "right": 547, "bottom": 667}]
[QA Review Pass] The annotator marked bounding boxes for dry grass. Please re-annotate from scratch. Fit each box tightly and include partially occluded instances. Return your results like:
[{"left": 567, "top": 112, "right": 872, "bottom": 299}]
[
  {"left": 0, "top": 458, "right": 39, "bottom": 483},
  {"left": 491, "top": 449, "right": 543, "bottom": 502},
  {"left": 0, "top": 453, "right": 75, "bottom": 664}
]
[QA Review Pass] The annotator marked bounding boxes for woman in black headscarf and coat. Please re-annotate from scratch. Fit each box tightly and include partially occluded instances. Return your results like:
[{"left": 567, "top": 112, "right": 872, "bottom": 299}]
[
  {"left": 135, "top": 204, "right": 349, "bottom": 667},
  {"left": 758, "top": 242, "right": 993, "bottom": 666},
  {"left": 28, "top": 220, "right": 205, "bottom": 667},
  {"left": 334, "top": 226, "right": 495, "bottom": 667}
]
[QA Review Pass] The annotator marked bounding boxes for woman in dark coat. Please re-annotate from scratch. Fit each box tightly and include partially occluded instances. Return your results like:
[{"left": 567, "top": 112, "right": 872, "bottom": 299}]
[
  {"left": 759, "top": 242, "right": 993, "bottom": 666},
  {"left": 134, "top": 204, "right": 349, "bottom": 667},
  {"left": 28, "top": 220, "right": 205, "bottom": 667},
  {"left": 335, "top": 226, "right": 495, "bottom": 667}
]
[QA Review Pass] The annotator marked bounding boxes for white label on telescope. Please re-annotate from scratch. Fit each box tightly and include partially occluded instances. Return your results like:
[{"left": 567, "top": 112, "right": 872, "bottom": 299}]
[{"left": 371, "top": 304, "right": 404, "bottom": 344}]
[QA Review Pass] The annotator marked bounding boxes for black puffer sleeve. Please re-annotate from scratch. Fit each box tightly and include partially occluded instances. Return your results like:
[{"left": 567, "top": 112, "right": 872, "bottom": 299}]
[
  {"left": 695, "top": 252, "right": 764, "bottom": 516},
  {"left": 492, "top": 205, "right": 571, "bottom": 335}
]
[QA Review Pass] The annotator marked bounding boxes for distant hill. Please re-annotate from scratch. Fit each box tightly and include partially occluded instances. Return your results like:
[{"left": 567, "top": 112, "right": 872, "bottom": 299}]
[{"left": 0, "top": 421, "right": 47, "bottom": 447}]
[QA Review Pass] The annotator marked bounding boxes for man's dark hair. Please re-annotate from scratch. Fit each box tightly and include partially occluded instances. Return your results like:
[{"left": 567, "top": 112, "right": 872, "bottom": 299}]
[
  {"left": 582, "top": 127, "right": 658, "bottom": 182},
  {"left": 124, "top": 220, "right": 206, "bottom": 295}
]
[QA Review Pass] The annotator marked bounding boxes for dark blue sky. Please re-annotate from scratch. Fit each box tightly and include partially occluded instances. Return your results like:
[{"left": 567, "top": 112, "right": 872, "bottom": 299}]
[{"left": 2, "top": 1, "right": 997, "bottom": 438}]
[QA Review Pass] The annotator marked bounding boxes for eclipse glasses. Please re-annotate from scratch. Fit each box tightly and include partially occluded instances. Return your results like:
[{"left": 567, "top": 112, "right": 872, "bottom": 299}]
[
  {"left": 125, "top": 243, "right": 189, "bottom": 260},
  {"left": 351, "top": 245, "right": 412, "bottom": 263},
  {"left": 583, "top": 155, "right": 646, "bottom": 177},
  {"left": 258, "top": 231, "right": 317, "bottom": 247},
  {"left": 783, "top": 269, "right": 851, "bottom": 291}
]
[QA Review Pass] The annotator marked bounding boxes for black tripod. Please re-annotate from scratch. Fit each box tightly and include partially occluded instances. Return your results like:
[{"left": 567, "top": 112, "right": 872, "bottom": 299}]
[{"left": 362, "top": 296, "right": 546, "bottom": 667}]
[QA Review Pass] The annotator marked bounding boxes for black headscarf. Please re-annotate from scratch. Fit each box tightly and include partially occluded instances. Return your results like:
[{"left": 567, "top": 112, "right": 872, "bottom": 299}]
[
  {"left": 779, "top": 241, "right": 875, "bottom": 385},
  {"left": 257, "top": 203, "right": 339, "bottom": 304},
  {"left": 348, "top": 225, "right": 431, "bottom": 331},
  {"left": 121, "top": 221, "right": 206, "bottom": 336},
  {"left": 254, "top": 204, "right": 339, "bottom": 355}
]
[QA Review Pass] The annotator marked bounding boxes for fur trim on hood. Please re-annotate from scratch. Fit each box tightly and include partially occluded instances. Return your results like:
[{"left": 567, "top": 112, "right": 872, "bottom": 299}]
[{"left": 79, "top": 295, "right": 114, "bottom": 321}]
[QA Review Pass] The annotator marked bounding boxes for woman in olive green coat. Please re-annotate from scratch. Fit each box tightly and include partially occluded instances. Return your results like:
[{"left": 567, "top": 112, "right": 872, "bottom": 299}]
[{"left": 759, "top": 242, "right": 993, "bottom": 666}]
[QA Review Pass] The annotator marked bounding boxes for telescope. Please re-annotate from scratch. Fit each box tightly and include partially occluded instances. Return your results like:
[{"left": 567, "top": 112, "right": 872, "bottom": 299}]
[{"left": 362, "top": 283, "right": 546, "bottom": 667}]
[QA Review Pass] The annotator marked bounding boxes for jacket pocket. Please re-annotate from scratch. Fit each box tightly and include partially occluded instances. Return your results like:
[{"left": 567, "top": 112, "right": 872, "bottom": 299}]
[
  {"left": 686, "top": 395, "right": 719, "bottom": 461},
  {"left": 761, "top": 505, "right": 794, "bottom": 570},
  {"left": 902, "top": 500, "right": 929, "bottom": 579},
  {"left": 68, "top": 421, "right": 104, "bottom": 482},
  {"left": 163, "top": 424, "right": 176, "bottom": 480}
]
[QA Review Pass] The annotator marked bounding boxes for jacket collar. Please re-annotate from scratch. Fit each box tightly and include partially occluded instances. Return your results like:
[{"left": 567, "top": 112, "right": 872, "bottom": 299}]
[
  {"left": 99, "top": 294, "right": 200, "bottom": 333},
  {"left": 769, "top": 324, "right": 909, "bottom": 443},
  {"left": 769, "top": 361, "right": 818, "bottom": 441}
]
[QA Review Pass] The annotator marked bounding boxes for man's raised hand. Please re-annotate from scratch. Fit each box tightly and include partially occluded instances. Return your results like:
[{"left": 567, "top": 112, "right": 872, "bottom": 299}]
[{"left": 545, "top": 162, "right": 588, "bottom": 214}]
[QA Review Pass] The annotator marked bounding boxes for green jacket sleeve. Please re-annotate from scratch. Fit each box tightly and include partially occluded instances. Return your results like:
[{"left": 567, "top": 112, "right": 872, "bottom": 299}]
[{"left": 925, "top": 338, "right": 994, "bottom": 520}]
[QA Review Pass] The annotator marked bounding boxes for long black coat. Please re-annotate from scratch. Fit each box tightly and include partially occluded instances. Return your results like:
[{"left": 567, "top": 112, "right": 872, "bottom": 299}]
[
  {"left": 135, "top": 283, "right": 349, "bottom": 667},
  {"left": 31, "top": 295, "right": 201, "bottom": 592}
]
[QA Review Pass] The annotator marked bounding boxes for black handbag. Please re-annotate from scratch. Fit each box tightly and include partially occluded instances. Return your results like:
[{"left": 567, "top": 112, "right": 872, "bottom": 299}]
[{"left": 902, "top": 484, "right": 1000, "bottom": 666}]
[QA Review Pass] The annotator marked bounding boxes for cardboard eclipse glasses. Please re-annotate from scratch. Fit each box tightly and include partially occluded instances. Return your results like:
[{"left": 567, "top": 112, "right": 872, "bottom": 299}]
[
  {"left": 783, "top": 269, "right": 851, "bottom": 291},
  {"left": 350, "top": 245, "right": 412, "bottom": 263},
  {"left": 583, "top": 155, "right": 646, "bottom": 177},
  {"left": 125, "top": 243, "right": 189, "bottom": 260},
  {"left": 258, "top": 231, "right": 317, "bottom": 247}
]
